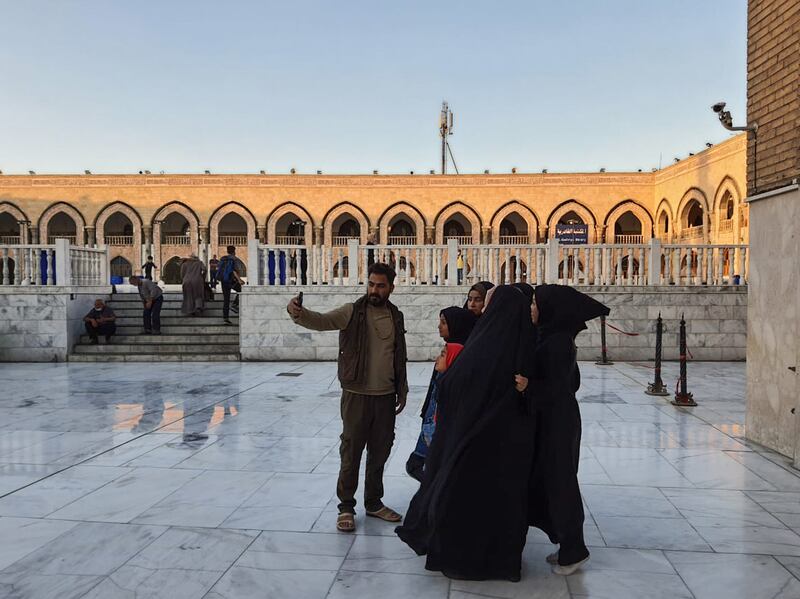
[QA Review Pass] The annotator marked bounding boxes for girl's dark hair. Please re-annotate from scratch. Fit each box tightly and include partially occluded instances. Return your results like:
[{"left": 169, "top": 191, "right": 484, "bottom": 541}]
[{"left": 368, "top": 262, "right": 397, "bottom": 284}]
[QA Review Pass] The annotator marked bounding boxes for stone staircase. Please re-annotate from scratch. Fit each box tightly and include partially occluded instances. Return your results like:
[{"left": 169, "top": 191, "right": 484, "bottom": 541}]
[{"left": 69, "top": 293, "right": 240, "bottom": 362}]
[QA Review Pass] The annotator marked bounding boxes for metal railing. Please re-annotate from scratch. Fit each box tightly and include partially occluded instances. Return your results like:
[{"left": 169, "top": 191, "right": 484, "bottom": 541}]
[
  {"left": 248, "top": 238, "right": 749, "bottom": 287},
  {"left": 48, "top": 235, "right": 76, "bottom": 244},
  {"left": 105, "top": 235, "right": 134, "bottom": 246},
  {"left": 444, "top": 235, "right": 474, "bottom": 245},
  {"left": 613, "top": 234, "right": 643, "bottom": 244},
  {"left": 499, "top": 235, "right": 530, "bottom": 244},
  {"left": 162, "top": 235, "right": 191, "bottom": 245},
  {"left": 0, "top": 240, "right": 108, "bottom": 286},
  {"left": 218, "top": 235, "right": 248, "bottom": 246},
  {"left": 275, "top": 235, "right": 305, "bottom": 245},
  {"left": 387, "top": 236, "right": 417, "bottom": 245},
  {"left": 332, "top": 236, "right": 359, "bottom": 247},
  {"left": 680, "top": 225, "right": 704, "bottom": 240}
]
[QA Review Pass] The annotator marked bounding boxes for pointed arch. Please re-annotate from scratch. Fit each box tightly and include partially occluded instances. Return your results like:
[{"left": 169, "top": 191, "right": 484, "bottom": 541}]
[
  {"left": 209, "top": 201, "right": 257, "bottom": 244},
  {"left": 434, "top": 201, "right": 482, "bottom": 244},
  {"left": 603, "top": 200, "right": 654, "bottom": 243},
  {"left": 323, "top": 202, "right": 370, "bottom": 245},
  {"left": 152, "top": 201, "right": 200, "bottom": 268},
  {"left": 546, "top": 199, "right": 597, "bottom": 242},
  {"left": 0, "top": 201, "right": 30, "bottom": 243},
  {"left": 489, "top": 200, "right": 540, "bottom": 244},
  {"left": 677, "top": 187, "right": 710, "bottom": 241},
  {"left": 713, "top": 175, "right": 744, "bottom": 241},
  {"left": 655, "top": 198, "right": 674, "bottom": 241},
  {"left": 378, "top": 202, "right": 426, "bottom": 245},
  {"left": 95, "top": 201, "right": 143, "bottom": 247},
  {"left": 38, "top": 202, "right": 86, "bottom": 245},
  {"left": 266, "top": 202, "right": 314, "bottom": 245}
]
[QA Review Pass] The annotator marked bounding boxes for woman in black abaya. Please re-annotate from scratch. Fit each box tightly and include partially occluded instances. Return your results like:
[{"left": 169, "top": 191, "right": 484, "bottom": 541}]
[
  {"left": 519, "top": 284, "right": 609, "bottom": 576},
  {"left": 396, "top": 285, "right": 535, "bottom": 582}
]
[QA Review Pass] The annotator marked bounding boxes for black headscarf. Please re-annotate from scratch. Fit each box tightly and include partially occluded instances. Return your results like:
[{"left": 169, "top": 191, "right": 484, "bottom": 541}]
[
  {"left": 440, "top": 307, "right": 478, "bottom": 345},
  {"left": 463, "top": 281, "right": 495, "bottom": 310},
  {"left": 511, "top": 282, "right": 534, "bottom": 305},
  {"left": 534, "top": 284, "right": 610, "bottom": 339}
]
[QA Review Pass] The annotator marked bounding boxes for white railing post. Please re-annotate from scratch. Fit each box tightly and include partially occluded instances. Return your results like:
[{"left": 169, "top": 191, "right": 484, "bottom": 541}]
[
  {"left": 647, "top": 238, "right": 661, "bottom": 285},
  {"left": 348, "top": 239, "right": 360, "bottom": 284},
  {"left": 447, "top": 239, "right": 459, "bottom": 286},
  {"left": 55, "top": 238, "right": 70, "bottom": 285},
  {"left": 99, "top": 245, "right": 109, "bottom": 285},
  {"left": 247, "top": 238, "right": 260, "bottom": 285},
  {"left": 545, "top": 238, "right": 559, "bottom": 283}
]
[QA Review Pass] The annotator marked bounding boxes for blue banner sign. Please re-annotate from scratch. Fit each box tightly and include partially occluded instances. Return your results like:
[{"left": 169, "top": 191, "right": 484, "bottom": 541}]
[{"left": 555, "top": 223, "right": 589, "bottom": 244}]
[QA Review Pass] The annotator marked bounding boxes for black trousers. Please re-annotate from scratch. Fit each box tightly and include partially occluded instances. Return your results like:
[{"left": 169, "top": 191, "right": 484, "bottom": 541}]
[
  {"left": 221, "top": 282, "right": 238, "bottom": 319},
  {"left": 143, "top": 296, "right": 163, "bottom": 332},
  {"left": 85, "top": 322, "right": 116, "bottom": 338},
  {"left": 337, "top": 391, "right": 396, "bottom": 514}
]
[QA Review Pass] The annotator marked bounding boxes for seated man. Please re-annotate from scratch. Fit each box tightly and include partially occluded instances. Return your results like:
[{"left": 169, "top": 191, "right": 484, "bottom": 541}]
[{"left": 84, "top": 298, "right": 117, "bottom": 344}]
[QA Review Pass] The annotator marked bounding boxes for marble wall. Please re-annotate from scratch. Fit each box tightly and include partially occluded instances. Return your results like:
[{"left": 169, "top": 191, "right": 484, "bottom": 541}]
[
  {"left": 745, "top": 184, "right": 800, "bottom": 464},
  {"left": 0, "top": 288, "right": 110, "bottom": 362},
  {"left": 239, "top": 286, "right": 748, "bottom": 362}
]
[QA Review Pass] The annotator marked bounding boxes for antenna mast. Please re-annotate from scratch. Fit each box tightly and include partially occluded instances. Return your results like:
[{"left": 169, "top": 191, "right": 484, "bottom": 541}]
[{"left": 439, "top": 101, "right": 457, "bottom": 174}]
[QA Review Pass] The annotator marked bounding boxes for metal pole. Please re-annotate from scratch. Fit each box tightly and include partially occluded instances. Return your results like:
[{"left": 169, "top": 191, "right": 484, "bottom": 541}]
[
  {"left": 646, "top": 312, "right": 669, "bottom": 396},
  {"left": 595, "top": 315, "right": 614, "bottom": 366},
  {"left": 672, "top": 313, "right": 697, "bottom": 406}
]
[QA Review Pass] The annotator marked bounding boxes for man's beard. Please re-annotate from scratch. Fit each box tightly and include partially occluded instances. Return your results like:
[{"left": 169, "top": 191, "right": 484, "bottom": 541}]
[{"left": 368, "top": 294, "right": 386, "bottom": 306}]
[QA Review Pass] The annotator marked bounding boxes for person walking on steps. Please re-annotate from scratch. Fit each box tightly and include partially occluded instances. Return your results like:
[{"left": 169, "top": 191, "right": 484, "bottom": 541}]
[
  {"left": 287, "top": 262, "right": 408, "bottom": 534},
  {"left": 129, "top": 275, "right": 163, "bottom": 335},
  {"left": 217, "top": 246, "right": 242, "bottom": 325},
  {"left": 142, "top": 256, "right": 158, "bottom": 281}
]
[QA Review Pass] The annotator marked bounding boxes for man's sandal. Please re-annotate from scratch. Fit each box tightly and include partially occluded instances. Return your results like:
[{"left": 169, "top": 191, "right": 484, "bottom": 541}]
[
  {"left": 336, "top": 513, "right": 355, "bottom": 532},
  {"left": 365, "top": 506, "right": 403, "bottom": 523}
]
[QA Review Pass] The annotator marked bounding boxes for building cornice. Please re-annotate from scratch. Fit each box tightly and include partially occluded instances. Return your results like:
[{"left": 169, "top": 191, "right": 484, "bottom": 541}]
[{"left": 0, "top": 172, "right": 656, "bottom": 189}]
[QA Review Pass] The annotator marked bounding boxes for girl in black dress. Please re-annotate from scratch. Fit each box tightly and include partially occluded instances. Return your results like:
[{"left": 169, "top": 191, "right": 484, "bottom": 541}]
[{"left": 516, "top": 284, "right": 609, "bottom": 576}]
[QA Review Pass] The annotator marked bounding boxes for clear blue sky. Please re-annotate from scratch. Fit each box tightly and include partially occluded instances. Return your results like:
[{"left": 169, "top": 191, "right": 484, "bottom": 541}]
[{"left": 0, "top": 0, "right": 747, "bottom": 175}]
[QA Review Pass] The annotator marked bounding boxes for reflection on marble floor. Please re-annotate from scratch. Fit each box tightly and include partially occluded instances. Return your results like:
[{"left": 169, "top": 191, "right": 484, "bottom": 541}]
[{"left": 0, "top": 360, "right": 799, "bottom": 598}]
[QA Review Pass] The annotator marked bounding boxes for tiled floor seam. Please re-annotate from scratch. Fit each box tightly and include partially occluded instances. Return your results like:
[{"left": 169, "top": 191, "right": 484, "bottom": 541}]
[{"left": 197, "top": 528, "right": 264, "bottom": 599}]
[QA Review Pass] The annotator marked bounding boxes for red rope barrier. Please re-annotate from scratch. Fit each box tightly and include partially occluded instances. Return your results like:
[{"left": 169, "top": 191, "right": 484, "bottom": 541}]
[{"left": 606, "top": 322, "right": 640, "bottom": 336}]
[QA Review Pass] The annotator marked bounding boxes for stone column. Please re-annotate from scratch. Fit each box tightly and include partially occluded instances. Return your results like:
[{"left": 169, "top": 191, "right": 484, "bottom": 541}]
[
  {"left": 425, "top": 226, "right": 435, "bottom": 245},
  {"left": 703, "top": 211, "right": 711, "bottom": 243},
  {"left": 314, "top": 225, "right": 324, "bottom": 247},
  {"left": 85, "top": 226, "right": 96, "bottom": 247},
  {"left": 596, "top": 225, "right": 605, "bottom": 244},
  {"left": 481, "top": 226, "right": 492, "bottom": 244},
  {"left": 369, "top": 226, "right": 379, "bottom": 243},
  {"left": 30, "top": 227, "right": 39, "bottom": 244},
  {"left": 19, "top": 221, "right": 30, "bottom": 244},
  {"left": 257, "top": 225, "right": 267, "bottom": 244},
  {"left": 538, "top": 225, "right": 548, "bottom": 243}
]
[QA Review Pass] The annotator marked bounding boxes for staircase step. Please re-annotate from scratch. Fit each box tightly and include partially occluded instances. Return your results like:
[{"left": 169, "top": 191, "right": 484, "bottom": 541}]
[
  {"left": 69, "top": 353, "right": 240, "bottom": 362},
  {"left": 73, "top": 343, "right": 238, "bottom": 355},
  {"left": 79, "top": 334, "right": 239, "bottom": 344},
  {"left": 113, "top": 325, "right": 237, "bottom": 335},
  {"left": 107, "top": 308, "right": 238, "bottom": 318}
]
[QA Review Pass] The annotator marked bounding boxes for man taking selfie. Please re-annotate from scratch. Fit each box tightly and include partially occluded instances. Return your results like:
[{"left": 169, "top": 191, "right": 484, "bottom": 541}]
[{"left": 287, "top": 262, "right": 408, "bottom": 533}]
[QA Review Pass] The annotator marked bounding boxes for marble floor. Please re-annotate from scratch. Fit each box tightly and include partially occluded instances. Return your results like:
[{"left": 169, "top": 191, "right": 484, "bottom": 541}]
[{"left": 0, "top": 360, "right": 799, "bottom": 599}]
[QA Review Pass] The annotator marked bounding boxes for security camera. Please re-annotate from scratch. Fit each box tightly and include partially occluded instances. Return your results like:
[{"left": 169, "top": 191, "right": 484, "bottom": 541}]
[{"left": 712, "top": 102, "right": 726, "bottom": 113}]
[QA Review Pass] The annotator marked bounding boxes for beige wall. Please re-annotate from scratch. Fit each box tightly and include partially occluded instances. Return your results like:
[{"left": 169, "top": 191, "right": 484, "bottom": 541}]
[{"left": 0, "top": 134, "right": 746, "bottom": 274}]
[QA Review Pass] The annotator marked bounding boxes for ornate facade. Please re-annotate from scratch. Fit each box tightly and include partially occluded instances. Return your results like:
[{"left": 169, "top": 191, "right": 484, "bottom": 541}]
[{"left": 0, "top": 134, "right": 746, "bottom": 282}]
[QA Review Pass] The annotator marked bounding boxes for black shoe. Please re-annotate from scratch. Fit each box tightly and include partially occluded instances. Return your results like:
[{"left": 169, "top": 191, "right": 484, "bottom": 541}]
[
  {"left": 224, "top": 319, "right": 233, "bottom": 325},
  {"left": 153, "top": 330, "right": 161, "bottom": 336},
  {"left": 143, "top": 330, "right": 152, "bottom": 335},
  {"left": 405, "top": 454, "right": 425, "bottom": 483},
  {"left": 90, "top": 337, "right": 99, "bottom": 345},
  {"left": 105, "top": 335, "right": 112, "bottom": 343}
]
